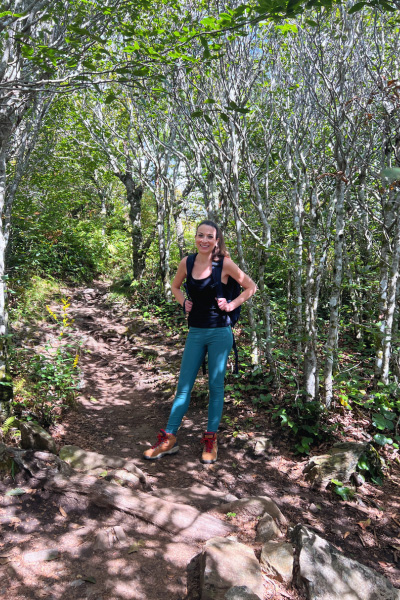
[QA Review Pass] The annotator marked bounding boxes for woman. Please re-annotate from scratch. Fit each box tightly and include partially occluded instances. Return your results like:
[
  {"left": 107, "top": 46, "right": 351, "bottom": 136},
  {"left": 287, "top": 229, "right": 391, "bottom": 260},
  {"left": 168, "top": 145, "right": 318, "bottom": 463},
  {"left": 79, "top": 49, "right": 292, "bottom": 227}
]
[{"left": 143, "top": 220, "right": 257, "bottom": 464}]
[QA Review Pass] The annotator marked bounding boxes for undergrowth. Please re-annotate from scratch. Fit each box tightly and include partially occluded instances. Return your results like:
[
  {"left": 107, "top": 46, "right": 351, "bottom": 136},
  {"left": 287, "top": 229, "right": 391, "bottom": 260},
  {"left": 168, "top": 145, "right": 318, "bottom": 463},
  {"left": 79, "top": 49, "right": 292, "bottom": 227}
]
[{"left": 7, "top": 294, "right": 81, "bottom": 428}]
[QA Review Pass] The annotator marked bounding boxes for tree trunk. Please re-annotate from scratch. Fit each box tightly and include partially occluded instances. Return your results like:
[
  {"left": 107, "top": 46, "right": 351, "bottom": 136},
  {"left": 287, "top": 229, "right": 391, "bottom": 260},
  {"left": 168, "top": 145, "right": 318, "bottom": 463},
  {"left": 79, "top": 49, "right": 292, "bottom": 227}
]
[
  {"left": 381, "top": 210, "right": 400, "bottom": 384},
  {"left": 375, "top": 188, "right": 398, "bottom": 382},
  {"left": 118, "top": 169, "right": 144, "bottom": 280},
  {"left": 234, "top": 213, "right": 259, "bottom": 366},
  {"left": 324, "top": 176, "right": 345, "bottom": 408},
  {"left": 303, "top": 189, "right": 319, "bottom": 401},
  {"left": 0, "top": 117, "right": 13, "bottom": 416},
  {"left": 156, "top": 182, "right": 172, "bottom": 300}
]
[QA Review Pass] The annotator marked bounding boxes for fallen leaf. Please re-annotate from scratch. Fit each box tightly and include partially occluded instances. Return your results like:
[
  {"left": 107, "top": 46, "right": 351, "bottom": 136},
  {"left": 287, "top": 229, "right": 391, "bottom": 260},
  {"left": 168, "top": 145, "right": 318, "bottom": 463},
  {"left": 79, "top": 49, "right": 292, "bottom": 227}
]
[
  {"left": 0, "top": 558, "right": 10, "bottom": 565},
  {"left": 82, "top": 575, "right": 96, "bottom": 584},
  {"left": 358, "top": 518, "right": 371, "bottom": 530},
  {"left": 128, "top": 540, "right": 144, "bottom": 554},
  {"left": 344, "top": 531, "right": 351, "bottom": 539},
  {"left": 59, "top": 506, "right": 67, "bottom": 518},
  {"left": 5, "top": 488, "right": 27, "bottom": 496}
]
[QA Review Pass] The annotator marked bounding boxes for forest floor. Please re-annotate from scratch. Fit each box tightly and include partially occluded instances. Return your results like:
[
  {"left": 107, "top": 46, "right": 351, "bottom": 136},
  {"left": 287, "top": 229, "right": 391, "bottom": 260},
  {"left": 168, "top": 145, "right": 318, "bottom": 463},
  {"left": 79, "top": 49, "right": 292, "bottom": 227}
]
[{"left": 1, "top": 282, "right": 399, "bottom": 600}]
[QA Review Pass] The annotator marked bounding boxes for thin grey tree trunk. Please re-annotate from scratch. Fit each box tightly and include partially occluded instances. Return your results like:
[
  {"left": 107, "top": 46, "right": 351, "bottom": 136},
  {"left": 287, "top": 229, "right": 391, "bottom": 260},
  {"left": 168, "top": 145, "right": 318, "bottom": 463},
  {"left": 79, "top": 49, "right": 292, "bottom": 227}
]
[
  {"left": 156, "top": 182, "right": 172, "bottom": 300},
  {"left": 303, "top": 188, "right": 319, "bottom": 401},
  {"left": 324, "top": 176, "right": 346, "bottom": 408},
  {"left": 381, "top": 209, "right": 400, "bottom": 383},
  {"left": 234, "top": 212, "right": 259, "bottom": 366},
  {"left": 0, "top": 121, "right": 13, "bottom": 416}
]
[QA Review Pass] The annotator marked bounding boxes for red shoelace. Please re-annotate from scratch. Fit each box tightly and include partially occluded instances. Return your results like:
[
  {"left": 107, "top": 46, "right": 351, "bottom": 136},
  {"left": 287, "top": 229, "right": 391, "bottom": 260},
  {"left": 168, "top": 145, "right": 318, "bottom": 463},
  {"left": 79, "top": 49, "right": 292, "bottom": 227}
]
[
  {"left": 202, "top": 436, "right": 216, "bottom": 453},
  {"left": 152, "top": 430, "right": 168, "bottom": 449}
]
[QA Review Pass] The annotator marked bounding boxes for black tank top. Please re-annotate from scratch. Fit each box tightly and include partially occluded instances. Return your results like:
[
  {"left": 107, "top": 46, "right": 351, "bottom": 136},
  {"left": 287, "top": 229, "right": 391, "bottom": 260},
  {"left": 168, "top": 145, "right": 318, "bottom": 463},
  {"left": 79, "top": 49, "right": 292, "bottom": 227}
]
[{"left": 187, "top": 272, "right": 230, "bottom": 328}]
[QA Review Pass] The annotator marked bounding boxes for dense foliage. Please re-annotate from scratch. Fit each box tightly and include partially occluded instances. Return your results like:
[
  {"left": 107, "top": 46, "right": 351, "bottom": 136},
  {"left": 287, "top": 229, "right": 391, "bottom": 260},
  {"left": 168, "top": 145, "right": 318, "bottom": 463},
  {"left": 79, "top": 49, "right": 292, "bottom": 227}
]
[{"left": 1, "top": 1, "right": 400, "bottom": 464}]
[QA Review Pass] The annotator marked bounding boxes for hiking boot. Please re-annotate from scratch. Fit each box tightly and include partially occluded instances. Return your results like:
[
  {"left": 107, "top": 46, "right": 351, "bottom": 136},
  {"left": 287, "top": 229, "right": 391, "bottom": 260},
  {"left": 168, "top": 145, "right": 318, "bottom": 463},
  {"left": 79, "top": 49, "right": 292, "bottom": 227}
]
[
  {"left": 201, "top": 432, "right": 217, "bottom": 464},
  {"left": 143, "top": 429, "right": 179, "bottom": 460}
]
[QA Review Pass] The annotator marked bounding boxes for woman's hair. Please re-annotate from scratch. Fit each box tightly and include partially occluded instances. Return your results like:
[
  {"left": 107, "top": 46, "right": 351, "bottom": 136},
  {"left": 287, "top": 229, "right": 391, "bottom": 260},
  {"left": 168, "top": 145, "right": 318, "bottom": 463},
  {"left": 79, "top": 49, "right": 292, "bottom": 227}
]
[{"left": 196, "top": 220, "right": 230, "bottom": 259}]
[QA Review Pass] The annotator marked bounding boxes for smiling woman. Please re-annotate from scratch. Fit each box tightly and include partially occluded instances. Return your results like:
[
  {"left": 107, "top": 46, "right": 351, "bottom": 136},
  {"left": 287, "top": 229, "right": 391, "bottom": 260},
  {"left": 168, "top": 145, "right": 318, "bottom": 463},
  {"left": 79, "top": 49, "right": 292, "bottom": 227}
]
[{"left": 143, "top": 219, "right": 257, "bottom": 465}]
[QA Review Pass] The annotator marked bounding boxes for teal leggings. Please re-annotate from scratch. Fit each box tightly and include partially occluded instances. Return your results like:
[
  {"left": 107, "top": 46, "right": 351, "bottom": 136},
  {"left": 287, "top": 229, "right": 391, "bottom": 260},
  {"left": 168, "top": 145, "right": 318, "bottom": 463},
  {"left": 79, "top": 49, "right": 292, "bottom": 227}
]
[{"left": 166, "top": 326, "right": 233, "bottom": 435}]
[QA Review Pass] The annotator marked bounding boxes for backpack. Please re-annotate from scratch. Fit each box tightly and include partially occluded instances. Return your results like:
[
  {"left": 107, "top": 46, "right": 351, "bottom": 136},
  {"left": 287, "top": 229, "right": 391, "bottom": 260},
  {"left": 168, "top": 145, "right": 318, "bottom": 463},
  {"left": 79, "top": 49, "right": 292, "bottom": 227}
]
[{"left": 185, "top": 253, "right": 241, "bottom": 373}]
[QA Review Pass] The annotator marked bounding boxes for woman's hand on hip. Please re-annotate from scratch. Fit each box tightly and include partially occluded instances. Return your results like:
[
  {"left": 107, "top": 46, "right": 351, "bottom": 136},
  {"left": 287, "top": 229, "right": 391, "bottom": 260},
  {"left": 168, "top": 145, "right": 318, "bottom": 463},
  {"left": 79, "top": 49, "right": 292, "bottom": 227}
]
[
  {"left": 184, "top": 300, "right": 193, "bottom": 313},
  {"left": 216, "top": 297, "right": 234, "bottom": 312}
]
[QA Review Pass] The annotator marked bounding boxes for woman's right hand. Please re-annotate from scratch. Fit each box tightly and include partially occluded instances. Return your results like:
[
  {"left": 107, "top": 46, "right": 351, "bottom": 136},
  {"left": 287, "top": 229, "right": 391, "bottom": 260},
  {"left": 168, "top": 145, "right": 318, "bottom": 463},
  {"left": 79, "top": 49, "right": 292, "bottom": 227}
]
[{"left": 184, "top": 300, "right": 193, "bottom": 314}]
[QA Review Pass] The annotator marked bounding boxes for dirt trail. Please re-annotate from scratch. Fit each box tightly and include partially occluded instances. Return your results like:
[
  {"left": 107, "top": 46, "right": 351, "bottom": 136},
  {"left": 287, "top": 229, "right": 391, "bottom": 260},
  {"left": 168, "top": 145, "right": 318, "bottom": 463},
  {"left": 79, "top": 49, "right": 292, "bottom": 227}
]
[{"left": 1, "top": 283, "right": 399, "bottom": 600}]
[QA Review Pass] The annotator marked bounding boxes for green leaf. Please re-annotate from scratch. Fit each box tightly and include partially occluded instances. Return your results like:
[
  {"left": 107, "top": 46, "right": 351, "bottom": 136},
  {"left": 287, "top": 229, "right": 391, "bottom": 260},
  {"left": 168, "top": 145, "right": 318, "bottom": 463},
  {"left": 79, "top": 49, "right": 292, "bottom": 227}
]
[
  {"left": 204, "top": 114, "right": 213, "bottom": 125},
  {"left": 372, "top": 413, "right": 394, "bottom": 431},
  {"left": 373, "top": 433, "right": 393, "bottom": 446},
  {"left": 104, "top": 93, "right": 117, "bottom": 105},
  {"left": 357, "top": 457, "right": 369, "bottom": 471},
  {"left": 371, "top": 475, "right": 383, "bottom": 486},
  {"left": 334, "top": 485, "right": 354, "bottom": 501},
  {"left": 191, "top": 110, "right": 203, "bottom": 118},
  {"left": 348, "top": 2, "right": 366, "bottom": 13}
]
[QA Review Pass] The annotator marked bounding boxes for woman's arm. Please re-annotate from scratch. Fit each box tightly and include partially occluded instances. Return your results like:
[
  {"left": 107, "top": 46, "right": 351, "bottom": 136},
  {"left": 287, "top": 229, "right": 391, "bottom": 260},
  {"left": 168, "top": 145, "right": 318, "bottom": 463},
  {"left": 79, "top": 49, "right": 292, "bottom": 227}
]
[
  {"left": 216, "top": 257, "right": 257, "bottom": 313},
  {"left": 171, "top": 257, "right": 193, "bottom": 312}
]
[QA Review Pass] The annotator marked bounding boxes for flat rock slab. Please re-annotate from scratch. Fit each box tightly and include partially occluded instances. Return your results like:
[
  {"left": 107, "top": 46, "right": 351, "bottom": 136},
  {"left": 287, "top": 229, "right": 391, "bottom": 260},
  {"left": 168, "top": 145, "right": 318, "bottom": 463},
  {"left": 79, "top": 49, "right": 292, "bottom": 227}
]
[
  {"left": 303, "top": 442, "right": 368, "bottom": 488},
  {"left": 293, "top": 525, "right": 400, "bottom": 600},
  {"left": 151, "top": 484, "right": 238, "bottom": 510},
  {"left": 218, "top": 496, "right": 287, "bottom": 526},
  {"left": 59, "top": 445, "right": 147, "bottom": 484},
  {"left": 201, "top": 537, "right": 264, "bottom": 600},
  {"left": 260, "top": 541, "right": 294, "bottom": 583}
]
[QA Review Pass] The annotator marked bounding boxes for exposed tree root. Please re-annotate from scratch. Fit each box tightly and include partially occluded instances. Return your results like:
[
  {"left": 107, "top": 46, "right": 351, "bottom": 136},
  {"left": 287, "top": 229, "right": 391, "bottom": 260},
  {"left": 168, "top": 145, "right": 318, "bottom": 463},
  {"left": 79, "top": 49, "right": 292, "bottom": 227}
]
[{"left": 2, "top": 445, "right": 234, "bottom": 542}]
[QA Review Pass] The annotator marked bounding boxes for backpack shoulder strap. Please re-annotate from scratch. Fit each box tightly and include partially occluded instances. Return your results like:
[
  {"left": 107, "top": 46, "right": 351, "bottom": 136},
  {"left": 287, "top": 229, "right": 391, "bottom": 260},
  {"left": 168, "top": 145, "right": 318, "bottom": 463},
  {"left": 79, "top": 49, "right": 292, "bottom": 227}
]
[
  {"left": 211, "top": 256, "right": 224, "bottom": 298},
  {"left": 185, "top": 253, "right": 197, "bottom": 278}
]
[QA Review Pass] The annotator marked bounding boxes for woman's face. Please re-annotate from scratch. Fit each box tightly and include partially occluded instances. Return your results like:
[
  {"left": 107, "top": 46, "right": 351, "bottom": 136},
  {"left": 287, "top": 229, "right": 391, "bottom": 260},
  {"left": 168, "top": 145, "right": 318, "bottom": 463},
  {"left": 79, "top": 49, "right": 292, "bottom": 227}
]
[{"left": 195, "top": 224, "right": 218, "bottom": 255}]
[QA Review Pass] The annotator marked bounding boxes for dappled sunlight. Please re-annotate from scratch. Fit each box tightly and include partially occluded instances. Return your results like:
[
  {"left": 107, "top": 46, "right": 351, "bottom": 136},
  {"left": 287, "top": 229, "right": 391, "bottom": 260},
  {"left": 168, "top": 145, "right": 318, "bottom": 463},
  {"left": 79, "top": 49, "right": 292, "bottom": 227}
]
[{"left": 3, "top": 283, "right": 399, "bottom": 599}]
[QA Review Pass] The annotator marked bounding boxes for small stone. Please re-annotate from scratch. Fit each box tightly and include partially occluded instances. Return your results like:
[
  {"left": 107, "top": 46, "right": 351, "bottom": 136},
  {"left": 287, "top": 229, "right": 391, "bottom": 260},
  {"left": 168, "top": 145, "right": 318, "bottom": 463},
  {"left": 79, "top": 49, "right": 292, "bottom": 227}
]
[
  {"left": 256, "top": 514, "right": 281, "bottom": 542},
  {"left": 113, "top": 526, "right": 127, "bottom": 543},
  {"left": 20, "top": 422, "right": 57, "bottom": 454},
  {"left": 260, "top": 541, "right": 294, "bottom": 583},
  {"left": 251, "top": 436, "right": 271, "bottom": 457},
  {"left": 23, "top": 549, "right": 59, "bottom": 563},
  {"left": 94, "top": 530, "right": 112, "bottom": 550},
  {"left": 70, "top": 580, "right": 85, "bottom": 588}
]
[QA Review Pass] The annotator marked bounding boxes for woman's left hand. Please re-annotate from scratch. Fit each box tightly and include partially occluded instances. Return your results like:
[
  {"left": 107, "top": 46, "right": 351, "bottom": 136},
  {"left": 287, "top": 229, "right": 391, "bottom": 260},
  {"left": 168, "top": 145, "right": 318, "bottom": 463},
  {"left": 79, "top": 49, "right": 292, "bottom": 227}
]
[{"left": 216, "top": 297, "right": 234, "bottom": 312}]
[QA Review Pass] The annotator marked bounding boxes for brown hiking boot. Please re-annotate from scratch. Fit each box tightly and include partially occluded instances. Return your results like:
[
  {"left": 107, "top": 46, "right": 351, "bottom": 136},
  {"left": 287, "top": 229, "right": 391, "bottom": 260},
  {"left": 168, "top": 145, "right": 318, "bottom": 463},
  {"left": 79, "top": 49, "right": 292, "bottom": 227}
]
[
  {"left": 201, "top": 432, "right": 217, "bottom": 464},
  {"left": 143, "top": 429, "right": 178, "bottom": 460}
]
